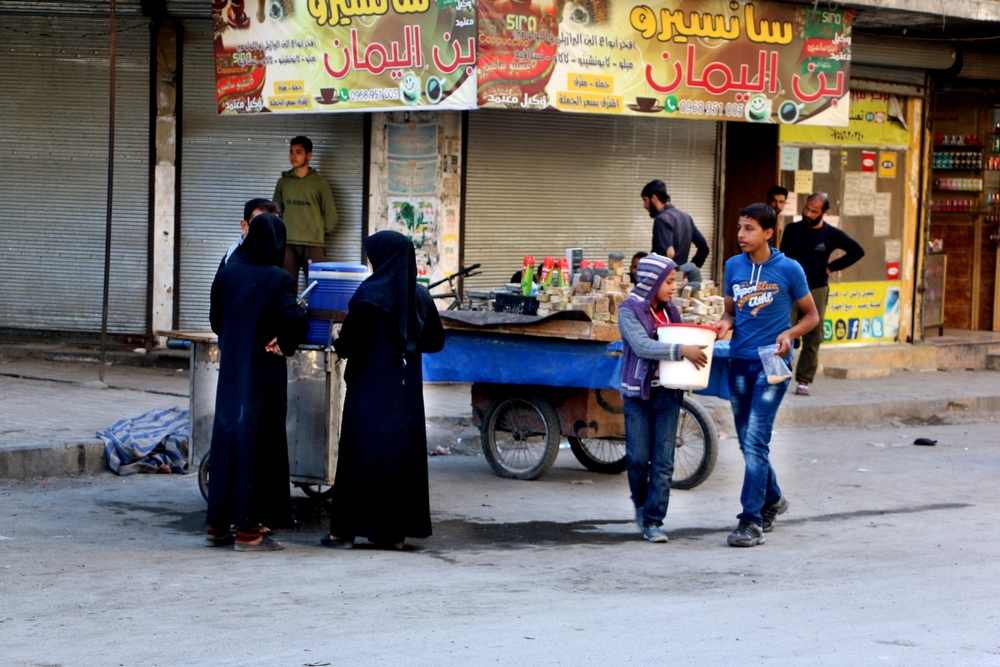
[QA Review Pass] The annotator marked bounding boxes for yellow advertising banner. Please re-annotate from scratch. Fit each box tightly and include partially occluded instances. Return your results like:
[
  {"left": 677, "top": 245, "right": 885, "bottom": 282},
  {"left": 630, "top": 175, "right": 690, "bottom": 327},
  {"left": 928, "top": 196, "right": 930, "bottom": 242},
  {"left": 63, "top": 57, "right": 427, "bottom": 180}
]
[
  {"left": 213, "top": 0, "right": 478, "bottom": 114},
  {"left": 477, "top": 0, "right": 852, "bottom": 124},
  {"left": 823, "top": 281, "right": 901, "bottom": 344},
  {"left": 779, "top": 91, "right": 910, "bottom": 145}
]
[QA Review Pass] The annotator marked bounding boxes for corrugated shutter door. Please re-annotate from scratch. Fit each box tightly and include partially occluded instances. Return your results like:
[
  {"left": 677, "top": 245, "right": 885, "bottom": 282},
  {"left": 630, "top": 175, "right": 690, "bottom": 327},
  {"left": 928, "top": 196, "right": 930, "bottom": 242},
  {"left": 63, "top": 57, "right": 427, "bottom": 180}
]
[
  {"left": 464, "top": 110, "right": 719, "bottom": 290},
  {"left": 178, "top": 22, "right": 365, "bottom": 329},
  {"left": 0, "top": 16, "right": 150, "bottom": 334}
]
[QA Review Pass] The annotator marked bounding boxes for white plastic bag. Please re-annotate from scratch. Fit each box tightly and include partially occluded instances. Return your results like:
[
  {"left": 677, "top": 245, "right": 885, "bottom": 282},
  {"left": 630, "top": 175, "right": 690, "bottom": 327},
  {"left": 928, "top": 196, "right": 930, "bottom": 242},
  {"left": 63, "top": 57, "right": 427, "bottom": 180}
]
[{"left": 757, "top": 344, "right": 792, "bottom": 385}]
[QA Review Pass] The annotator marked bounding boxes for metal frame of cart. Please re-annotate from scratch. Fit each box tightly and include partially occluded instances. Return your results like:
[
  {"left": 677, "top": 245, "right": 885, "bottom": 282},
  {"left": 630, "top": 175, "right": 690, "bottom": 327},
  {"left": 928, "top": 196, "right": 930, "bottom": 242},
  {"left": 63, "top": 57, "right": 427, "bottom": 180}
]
[
  {"left": 423, "top": 313, "right": 729, "bottom": 486},
  {"left": 160, "top": 331, "right": 345, "bottom": 503}
]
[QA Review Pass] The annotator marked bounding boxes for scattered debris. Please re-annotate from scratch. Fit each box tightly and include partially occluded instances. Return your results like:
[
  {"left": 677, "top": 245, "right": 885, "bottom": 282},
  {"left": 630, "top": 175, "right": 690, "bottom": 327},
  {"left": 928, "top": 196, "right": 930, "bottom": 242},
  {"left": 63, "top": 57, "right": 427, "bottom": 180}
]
[
  {"left": 857, "top": 468, "right": 870, "bottom": 472},
  {"left": 570, "top": 479, "right": 593, "bottom": 485},
  {"left": 867, "top": 442, "right": 886, "bottom": 448},
  {"left": 914, "top": 438, "right": 938, "bottom": 446},
  {"left": 429, "top": 446, "right": 450, "bottom": 456},
  {"left": 718, "top": 431, "right": 727, "bottom": 440},
  {"left": 304, "top": 661, "right": 331, "bottom": 666}
]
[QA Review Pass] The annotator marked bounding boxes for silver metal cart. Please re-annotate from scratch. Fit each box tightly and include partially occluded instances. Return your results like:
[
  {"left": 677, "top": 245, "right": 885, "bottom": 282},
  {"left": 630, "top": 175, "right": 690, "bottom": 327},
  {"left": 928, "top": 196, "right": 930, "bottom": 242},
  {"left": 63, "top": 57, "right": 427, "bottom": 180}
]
[{"left": 161, "top": 331, "right": 346, "bottom": 501}]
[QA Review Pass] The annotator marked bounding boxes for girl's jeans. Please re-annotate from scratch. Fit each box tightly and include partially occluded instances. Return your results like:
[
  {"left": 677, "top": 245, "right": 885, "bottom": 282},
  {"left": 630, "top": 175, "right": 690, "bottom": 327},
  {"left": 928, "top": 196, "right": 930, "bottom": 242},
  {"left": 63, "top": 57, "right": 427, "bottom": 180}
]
[
  {"left": 728, "top": 358, "right": 790, "bottom": 526},
  {"left": 623, "top": 388, "right": 681, "bottom": 528}
]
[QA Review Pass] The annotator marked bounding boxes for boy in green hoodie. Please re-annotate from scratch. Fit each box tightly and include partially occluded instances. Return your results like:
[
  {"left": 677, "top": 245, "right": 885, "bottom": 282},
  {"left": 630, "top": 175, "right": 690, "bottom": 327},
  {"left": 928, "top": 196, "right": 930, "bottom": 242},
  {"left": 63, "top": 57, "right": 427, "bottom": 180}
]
[{"left": 273, "top": 135, "right": 339, "bottom": 283}]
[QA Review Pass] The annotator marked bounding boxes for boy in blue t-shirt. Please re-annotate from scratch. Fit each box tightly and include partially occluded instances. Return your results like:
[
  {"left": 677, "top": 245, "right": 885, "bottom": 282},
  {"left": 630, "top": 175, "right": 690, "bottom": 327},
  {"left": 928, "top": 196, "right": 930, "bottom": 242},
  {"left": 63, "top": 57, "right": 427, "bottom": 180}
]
[{"left": 715, "top": 204, "right": 820, "bottom": 548}]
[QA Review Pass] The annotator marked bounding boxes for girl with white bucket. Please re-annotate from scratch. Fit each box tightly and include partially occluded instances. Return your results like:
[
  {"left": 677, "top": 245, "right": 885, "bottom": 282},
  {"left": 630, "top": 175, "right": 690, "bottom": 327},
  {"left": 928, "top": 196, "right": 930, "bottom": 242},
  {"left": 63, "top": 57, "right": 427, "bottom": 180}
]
[{"left": 617, "top": 254, "right": 709, "bottom": 544}]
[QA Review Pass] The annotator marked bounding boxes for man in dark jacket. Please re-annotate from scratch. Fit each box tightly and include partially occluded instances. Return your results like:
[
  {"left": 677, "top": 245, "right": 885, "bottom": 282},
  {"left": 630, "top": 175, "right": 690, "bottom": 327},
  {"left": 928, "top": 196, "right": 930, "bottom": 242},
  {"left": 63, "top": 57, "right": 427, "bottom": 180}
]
[
  {"left": 642, "top": 179, "right": 709, "bottom": 268},
  {"left": 780, "top": 192, "right": 865, "bottom": 396},
  {"left": 206, "top": 213, "right": 308, "bottom": 551}
]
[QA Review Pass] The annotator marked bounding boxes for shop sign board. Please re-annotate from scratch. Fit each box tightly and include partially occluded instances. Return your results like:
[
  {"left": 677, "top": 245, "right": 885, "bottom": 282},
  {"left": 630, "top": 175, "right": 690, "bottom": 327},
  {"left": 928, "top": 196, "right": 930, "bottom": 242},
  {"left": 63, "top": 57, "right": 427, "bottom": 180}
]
[
  {"left": 213, "top": 0, "right": 478, "bottom": 114},
  {"left": 477, "top": 0, "right": 851, "bottom": 125},
  {"left": 779, "top": 91, "right": 910, "bottom": 146},
  {"left": 822, "top": 281, "right": 901, "bottom": 344}
]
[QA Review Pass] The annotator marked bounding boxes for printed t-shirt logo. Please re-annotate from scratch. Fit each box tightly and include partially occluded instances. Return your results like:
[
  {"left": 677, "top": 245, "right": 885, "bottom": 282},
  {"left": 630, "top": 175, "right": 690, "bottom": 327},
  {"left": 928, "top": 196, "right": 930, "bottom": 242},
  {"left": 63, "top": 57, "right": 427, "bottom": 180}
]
[
  {"left": 732, "top": 280, "right": 780, "bottom": 316},
  {"left": 814, "top": 242, "right": 827, "bottom": 252}
]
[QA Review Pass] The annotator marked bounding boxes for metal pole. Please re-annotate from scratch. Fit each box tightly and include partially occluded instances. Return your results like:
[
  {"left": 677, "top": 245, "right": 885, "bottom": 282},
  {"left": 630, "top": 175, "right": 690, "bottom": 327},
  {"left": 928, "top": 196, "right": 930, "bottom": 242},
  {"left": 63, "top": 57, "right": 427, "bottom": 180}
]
[{"left": 99, "top": 0, "right": 117, "bottom": 383}]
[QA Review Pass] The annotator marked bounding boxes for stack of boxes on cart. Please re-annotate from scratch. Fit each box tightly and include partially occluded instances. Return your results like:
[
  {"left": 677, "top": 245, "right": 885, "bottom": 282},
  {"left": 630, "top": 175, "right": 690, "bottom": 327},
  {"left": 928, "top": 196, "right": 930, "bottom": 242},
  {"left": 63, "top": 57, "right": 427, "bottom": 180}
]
[
  {"left": 673, "top": 272, "right": 725, "bottom": 325},
  {"left": 536, "top": 252, "right": 632, "bottom": 323}
]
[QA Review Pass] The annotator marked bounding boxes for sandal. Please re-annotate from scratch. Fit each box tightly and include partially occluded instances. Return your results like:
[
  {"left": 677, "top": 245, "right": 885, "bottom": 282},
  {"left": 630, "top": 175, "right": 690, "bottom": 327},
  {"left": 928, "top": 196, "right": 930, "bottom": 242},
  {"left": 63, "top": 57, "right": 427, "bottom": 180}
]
[{"left": 795, "top": 383, "right": 810, "bottom": 396}]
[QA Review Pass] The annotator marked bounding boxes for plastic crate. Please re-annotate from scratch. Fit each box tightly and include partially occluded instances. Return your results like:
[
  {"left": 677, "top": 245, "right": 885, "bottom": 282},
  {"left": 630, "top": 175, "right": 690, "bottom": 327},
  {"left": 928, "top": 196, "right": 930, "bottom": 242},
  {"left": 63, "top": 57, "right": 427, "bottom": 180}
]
[{"left": 493, "top": 292, "right": 539, "bottom": 316}]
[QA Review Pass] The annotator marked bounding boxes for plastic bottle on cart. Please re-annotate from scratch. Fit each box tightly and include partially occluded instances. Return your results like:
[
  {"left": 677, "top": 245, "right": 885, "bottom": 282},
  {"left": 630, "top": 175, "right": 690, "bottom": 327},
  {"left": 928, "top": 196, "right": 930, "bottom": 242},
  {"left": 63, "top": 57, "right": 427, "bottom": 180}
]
[{"left": 521, "top": 256, "right": 535, "bottom": 296}]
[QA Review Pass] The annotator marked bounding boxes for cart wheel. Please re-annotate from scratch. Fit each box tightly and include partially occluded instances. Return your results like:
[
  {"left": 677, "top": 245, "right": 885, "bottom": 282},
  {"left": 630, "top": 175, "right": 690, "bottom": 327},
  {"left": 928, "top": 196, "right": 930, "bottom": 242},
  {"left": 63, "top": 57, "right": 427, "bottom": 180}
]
[
  {"left": 567, "top": 437, "right": 626, "bottom": 474},
  {"left": 297, "top": 483, "right": 335, "bottom": 501},
  {"left": 671, "top": 399, "right": 719, "bottom": 490},
  {"left": 198, "top": 451, "right": 210, "bottom": 503},
  {"left": 481, "top": 395, "right": 561, "bottom": 480}
]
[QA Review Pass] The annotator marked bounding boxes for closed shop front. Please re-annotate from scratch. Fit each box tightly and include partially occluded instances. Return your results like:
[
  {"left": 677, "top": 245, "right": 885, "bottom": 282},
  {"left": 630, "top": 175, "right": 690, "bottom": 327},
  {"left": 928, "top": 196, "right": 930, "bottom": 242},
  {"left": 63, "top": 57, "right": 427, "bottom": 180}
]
[
  {"left": 0, "top": 14, "right": 151, "bottom": 335},
  {"left": 463, "top": 110, "right": 720, "bottom": 289},
  {"left": 176, "top": 21, "right": 367, "bottom": 329}
]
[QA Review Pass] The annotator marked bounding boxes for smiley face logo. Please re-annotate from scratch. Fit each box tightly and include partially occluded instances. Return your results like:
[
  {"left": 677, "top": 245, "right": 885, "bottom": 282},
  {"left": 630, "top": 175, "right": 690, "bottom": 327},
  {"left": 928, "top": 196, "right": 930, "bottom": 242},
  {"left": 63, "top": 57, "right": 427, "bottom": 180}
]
[
  {"left": 744, "top": 94, "right": 772, "bottom": 122},
  {"left": 400, "top": 72, "right": 421, "bottom": 106}
]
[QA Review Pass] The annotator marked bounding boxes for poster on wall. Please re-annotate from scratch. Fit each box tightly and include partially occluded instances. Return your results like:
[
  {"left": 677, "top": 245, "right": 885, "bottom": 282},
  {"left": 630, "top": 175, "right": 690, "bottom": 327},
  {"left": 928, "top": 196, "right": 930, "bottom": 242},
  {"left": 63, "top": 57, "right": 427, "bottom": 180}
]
[
  {"left": 779, "top": 91, "right": 910, "bottom": 145},
  {"left": 823, "top": 281, "right": 901, "bottom": 344},
  {"left": 477, "top": 0, "right": 851, "bottom": 125},
  {"left": 388, "top": 197, "right": 439, "bottom": 283},
  {"left": 213, "top": 0, "right": 478, "bottom": 114}
]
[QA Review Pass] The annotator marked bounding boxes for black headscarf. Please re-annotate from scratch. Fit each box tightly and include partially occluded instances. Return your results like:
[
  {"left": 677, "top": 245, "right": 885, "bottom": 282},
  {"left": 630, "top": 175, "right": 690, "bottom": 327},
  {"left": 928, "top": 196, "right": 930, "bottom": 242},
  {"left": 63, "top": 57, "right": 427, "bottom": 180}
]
[
  {"left": 240, "top": 213, "right": 286, "bottom": 267},
  {"left": 351, "top": 230, "right": 427, "bottom": 353}
]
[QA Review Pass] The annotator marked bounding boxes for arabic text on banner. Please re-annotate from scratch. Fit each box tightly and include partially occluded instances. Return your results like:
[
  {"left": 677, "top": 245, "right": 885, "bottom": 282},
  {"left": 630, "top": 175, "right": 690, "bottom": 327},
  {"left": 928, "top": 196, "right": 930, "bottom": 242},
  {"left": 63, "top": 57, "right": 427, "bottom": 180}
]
[
  {"left": 214, "top": 0, "right": 478, "bottom": 114},
  {"left": 477, "top": 0, "right": 851, "bottom": 125},
  {"left": 822, "top": 280, "right": 901, "bottom": 344}
]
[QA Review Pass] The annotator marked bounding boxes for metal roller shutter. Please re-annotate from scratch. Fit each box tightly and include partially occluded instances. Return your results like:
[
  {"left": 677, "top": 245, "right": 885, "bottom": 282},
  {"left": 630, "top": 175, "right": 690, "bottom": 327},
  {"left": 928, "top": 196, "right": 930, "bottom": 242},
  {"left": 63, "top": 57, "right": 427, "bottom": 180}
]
[
  {"left": 463, "top": 110, "right": 719, "bottom": 290},
  {"left": 177, "top": 21, "right": 365, "bottom": 329},
  {"left": 0, "top": 15, "right": 150, "bottom": 334}
]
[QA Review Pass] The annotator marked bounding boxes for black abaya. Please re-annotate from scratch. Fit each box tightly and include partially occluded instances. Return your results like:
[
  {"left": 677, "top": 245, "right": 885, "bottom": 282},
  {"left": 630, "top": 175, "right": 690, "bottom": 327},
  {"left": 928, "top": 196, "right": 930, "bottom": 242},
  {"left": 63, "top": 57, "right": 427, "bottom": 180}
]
[
  {"left": 329, "top": 232, "right": 445, "bottom": 542},
  {"left": 207, "top": 214, "right": 307, "bottom": 529}
]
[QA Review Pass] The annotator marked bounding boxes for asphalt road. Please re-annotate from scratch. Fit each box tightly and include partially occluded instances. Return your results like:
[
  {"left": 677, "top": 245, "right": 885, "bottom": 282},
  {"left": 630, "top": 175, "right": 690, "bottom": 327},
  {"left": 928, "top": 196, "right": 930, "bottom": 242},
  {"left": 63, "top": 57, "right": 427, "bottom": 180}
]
[{"left": 1, "top": 417, "right": 998, "bottom": 666}]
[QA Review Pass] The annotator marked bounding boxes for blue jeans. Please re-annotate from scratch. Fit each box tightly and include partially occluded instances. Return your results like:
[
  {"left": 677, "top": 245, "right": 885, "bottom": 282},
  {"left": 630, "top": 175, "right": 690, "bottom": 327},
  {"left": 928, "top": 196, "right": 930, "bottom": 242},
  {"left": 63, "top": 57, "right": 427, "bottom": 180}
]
[
  {"left": 623, "top": 388, "right": 681, "bottom": 528},
  {"left": 728, "top": 358, "right": 790, "bottom": 526}
]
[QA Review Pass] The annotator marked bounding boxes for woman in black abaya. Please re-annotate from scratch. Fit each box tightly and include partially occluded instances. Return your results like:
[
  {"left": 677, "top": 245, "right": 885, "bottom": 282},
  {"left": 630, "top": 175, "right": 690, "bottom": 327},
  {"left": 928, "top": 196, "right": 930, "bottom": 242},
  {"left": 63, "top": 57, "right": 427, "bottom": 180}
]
[
  {"left": 206, "top": 213, "right": 307, "bottom": 551},
  {"left": 323, "top": 231, "right": 445, "bottom": 550}
]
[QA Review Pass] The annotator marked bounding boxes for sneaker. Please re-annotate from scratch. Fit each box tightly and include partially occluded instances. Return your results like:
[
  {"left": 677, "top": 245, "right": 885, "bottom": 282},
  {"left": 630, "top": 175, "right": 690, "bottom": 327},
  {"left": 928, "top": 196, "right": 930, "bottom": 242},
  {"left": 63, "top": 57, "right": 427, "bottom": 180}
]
[
  {"left": 762, "top": 497, "right": 789, "bottom": 533},
  {"left": 643, "top": 526, "right": 669, "bottom": 543},
  {"left": 727, "top": 521, "right": 765, "bottom": 547},
  {"left": 635, "top": 506, "right": 644, "bottom": 532},
  {"left": 233, "top": 535, "right": 285, "bottom": 552},
  {"left": 795, "top": 383, "right": 810, "bottom": 396}
]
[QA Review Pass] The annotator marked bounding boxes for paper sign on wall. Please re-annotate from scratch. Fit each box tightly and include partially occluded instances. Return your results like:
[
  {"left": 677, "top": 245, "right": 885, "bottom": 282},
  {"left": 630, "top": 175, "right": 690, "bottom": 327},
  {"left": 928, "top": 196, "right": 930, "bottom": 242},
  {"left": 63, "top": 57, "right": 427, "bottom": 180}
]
[
  {"left": 825, "top": 215, "right": 840, "bottom": 229},
  {"left": 878, "top": 151, "right": 897, "bottom": 179},
  {"left": 884, "top": 239, "right": 902, "bottom": 262},
  {"left": 782, "top": 191, "right": 798, "bottom": 217},
  {"left": 812, "top": 149, "right": 831, "bottom": 174},
  {"left": 780, "top": 147, "right": 800, "bottom": 171},
  {"left": 859, "top": 173, "right": 877, "bottom": 195},
  {"left": 873, "top": 192, "right": 892, "bottom": 236},
  {"left": 861, "top": 151, "right": 877, "bottom": 173},
  {"left": 794, "top": 170, "right": 814, "bottom": 194}
]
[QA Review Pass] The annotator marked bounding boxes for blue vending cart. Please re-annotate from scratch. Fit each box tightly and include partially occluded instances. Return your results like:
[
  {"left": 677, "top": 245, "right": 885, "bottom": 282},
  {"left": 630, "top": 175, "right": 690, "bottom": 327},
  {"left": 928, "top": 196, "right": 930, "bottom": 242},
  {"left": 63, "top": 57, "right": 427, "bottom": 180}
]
[{"left": 424, "top": 311, "right": 728, "bottom": 484}]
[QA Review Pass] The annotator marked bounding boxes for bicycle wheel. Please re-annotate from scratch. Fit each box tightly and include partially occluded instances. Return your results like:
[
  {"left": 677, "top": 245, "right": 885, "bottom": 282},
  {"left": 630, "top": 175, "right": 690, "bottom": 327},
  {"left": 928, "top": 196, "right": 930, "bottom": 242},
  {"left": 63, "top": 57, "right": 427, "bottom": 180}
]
[
  {"left": 481, "top": 395, "right": 561, "bottom": 480},
  {"left": 671, "top": 399, "right": 719, "bottom": 490},
  {"left": 568, "top": 436, "right": 626, "bottom": 474},
  {"left": 198, "top": 451, "right": 210, "bottom": 503}
]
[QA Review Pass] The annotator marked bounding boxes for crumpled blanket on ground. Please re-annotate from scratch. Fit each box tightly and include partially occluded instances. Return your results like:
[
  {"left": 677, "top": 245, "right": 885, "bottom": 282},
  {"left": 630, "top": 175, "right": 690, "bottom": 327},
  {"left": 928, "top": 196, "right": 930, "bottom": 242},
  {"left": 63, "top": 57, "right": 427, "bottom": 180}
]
[{"left": 98, "top": 407, "right": 190, "bottom": 475}]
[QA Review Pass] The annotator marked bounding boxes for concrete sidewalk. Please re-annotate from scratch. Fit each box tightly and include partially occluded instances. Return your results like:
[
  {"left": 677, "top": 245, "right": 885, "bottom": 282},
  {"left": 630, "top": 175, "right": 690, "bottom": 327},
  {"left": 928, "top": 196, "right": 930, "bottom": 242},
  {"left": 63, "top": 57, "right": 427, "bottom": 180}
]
[{"left": 1, "top": 355, "right": 998, "bottom": 479}]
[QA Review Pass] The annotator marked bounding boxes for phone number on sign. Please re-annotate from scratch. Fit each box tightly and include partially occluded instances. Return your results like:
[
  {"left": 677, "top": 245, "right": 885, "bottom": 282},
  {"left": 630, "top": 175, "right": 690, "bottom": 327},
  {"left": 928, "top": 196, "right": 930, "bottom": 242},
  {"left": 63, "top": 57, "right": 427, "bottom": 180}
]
[
  {"left": 677, "top": 100, "right": 745, "bottom": 117},
  {"left": 347, "top": 87, "right": 400, "bottom": 102}
]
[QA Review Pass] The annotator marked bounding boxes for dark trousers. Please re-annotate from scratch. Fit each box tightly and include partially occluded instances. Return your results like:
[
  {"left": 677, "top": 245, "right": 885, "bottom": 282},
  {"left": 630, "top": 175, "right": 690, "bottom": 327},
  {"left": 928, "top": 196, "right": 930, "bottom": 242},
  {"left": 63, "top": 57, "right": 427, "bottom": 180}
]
[
  {"left": 283, "top": 244, "right": 326, "bottom": 287},
  {"left": 790, "top": 285, "right": 828, "bottom": 385}
]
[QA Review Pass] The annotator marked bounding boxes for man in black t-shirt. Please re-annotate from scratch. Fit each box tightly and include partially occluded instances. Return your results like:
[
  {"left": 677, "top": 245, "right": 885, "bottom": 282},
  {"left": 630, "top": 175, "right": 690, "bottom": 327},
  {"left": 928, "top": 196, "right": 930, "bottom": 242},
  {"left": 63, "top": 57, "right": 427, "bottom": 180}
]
[{"left": 780, "top": 192, "right": 865, "bottom": 396}]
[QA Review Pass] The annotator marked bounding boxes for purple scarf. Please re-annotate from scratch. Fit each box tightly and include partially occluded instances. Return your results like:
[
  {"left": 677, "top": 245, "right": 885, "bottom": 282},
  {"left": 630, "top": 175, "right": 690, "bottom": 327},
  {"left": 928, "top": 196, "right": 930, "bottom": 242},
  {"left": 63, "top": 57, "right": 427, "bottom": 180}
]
[{"left": 618, "top": 254, "right": 680, "bottom": 399}]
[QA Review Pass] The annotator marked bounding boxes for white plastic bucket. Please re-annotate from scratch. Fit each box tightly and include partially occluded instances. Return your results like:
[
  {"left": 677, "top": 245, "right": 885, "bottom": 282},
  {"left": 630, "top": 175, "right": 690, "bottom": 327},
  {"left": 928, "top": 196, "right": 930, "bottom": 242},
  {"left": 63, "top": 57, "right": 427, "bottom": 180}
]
[{"left": 656, "top": 324, "right": 718, "bottom": 390}]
